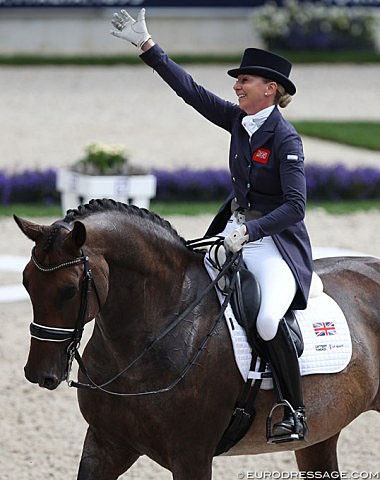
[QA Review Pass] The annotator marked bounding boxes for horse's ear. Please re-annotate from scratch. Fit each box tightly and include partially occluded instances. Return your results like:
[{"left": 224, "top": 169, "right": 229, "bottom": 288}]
[
  {"left": 68, "top": 221, "right": 86, "bottom": 248},
  {"left": 13, "top": 215, "right": 45, "bottom": 242}
]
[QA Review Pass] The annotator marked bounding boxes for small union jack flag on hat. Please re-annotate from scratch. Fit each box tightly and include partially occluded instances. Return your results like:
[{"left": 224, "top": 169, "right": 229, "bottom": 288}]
[{"left": 313, "top": 322, "right": 336, "bottom": 336}]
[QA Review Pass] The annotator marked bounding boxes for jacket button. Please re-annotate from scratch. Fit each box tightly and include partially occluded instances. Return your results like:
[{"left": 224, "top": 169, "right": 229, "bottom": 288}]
[
  {"left": 247, "top": 183, "right": 250, "bottom": 188},
  {"left": 232, "top": 177, "right": 236, "bottom": 182},
  {"left": 247, "top": 202, "right": 251, "bottom": 208},
  {"left": 234, "top": 154, "right": 238, "bottom": 159}
]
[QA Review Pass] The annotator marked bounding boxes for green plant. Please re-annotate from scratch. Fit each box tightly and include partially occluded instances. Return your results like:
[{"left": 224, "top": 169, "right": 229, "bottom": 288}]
[
  {"left": 253, "top": 0, "right": 377, "bottom": 51},
  {"left": 73, "top": 143, "right": 129, "bottom": 175}
]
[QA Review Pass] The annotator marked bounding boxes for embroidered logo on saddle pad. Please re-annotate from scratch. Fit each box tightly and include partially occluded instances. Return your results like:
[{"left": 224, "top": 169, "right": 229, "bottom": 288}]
[
  {"left": 313, "top": 321, "right": 337, "bottom": 336},
  {"left": 252, "top": 148, "right": 270, "bottom": 164}
]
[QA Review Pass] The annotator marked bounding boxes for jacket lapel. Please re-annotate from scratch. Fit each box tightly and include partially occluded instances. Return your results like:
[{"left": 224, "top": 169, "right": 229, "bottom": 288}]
[
  {"left": 236, "top": 106, "right": 281, "bottom": 165},
  {"left": 250, "top": 107, "right": 281, "bottom": 154},
  {"left": 237, "top": 120, "right": 252, "bottom": 166}
]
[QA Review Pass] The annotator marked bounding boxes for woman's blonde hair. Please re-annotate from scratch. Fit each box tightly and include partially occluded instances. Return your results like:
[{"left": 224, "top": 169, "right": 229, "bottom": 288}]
[
  {"left": 275, "top": 83, "right": 292, "bottom": 108},
  {"left": 263, "top": 78, "right": 292, "bottom": 108}
]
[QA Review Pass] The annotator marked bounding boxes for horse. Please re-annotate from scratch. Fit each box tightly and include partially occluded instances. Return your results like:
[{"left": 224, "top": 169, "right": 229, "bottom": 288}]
[{"left": 14, "top": 199, "right": 380, "bottom": 480}]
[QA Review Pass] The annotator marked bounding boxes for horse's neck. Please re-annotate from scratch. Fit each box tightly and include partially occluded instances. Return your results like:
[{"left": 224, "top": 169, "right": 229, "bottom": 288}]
[{"left": 94, "top": 228, "right": 195, "bottom": 352}]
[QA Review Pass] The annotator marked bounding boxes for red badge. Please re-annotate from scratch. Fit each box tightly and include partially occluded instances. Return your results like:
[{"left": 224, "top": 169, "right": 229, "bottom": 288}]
[{"left": 252, "top": 148, "right": 271, "bottom": 164}]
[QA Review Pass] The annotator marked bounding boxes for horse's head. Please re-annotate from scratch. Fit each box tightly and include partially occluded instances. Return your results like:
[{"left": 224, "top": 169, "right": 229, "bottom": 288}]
[{"left": 14, "top": 215, "right": 103, "bottom": 390}]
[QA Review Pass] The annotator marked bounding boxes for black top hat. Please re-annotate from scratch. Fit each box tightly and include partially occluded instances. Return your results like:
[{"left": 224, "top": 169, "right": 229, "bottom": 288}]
[{"left": 228, "top": 48, "right": 296, "bottom": 95}]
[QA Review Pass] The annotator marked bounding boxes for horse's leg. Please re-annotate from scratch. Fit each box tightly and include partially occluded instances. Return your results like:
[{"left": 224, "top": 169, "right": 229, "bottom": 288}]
[
  {"left": 77, "top": 427, "right": 139, "bottom": 480},
  {"left": 295, "top": 431, "right": 340, "bottom": 475},
  {"left": 171, "top": 456, "right": 213, "bottom": 480}
]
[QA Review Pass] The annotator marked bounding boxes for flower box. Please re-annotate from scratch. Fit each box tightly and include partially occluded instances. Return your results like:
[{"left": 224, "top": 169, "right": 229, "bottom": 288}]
[{"left": 56, "top": 169, "right": 157, "bottom": 213}]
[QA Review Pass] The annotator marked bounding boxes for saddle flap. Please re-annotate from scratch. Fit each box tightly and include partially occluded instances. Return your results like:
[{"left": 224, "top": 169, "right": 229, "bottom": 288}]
[
  {"left": 230, "top": 268, "right": 303, "bottom": 358},
  {"left": 230, "top": 268, "right": 264, "bottom": 357},
  {"left": 284, "top": 310, "right": 304, "bottom": 357}
]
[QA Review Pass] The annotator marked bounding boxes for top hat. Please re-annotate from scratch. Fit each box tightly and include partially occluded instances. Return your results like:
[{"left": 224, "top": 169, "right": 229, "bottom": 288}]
[{"left": 228, "top": 48, "right": 296, "bottom": 95}]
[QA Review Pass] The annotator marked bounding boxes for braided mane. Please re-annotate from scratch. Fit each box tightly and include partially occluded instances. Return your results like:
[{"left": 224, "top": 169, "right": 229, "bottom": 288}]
[
  {"left": 42, "top": 225, "right": 62, "bottom": 252},
  {"left": 62, "top": 198, "right": 187, "bottom": 246}
]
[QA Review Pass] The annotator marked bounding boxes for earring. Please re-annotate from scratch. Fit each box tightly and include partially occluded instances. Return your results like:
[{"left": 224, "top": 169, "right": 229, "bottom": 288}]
[{"left": 264, "top": 92, "right": 268, "bottom": 96}]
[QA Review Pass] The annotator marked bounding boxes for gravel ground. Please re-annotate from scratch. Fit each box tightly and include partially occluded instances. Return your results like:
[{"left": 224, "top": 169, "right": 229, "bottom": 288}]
[{"left": 0, "top": 63, "right": 379, "bottom": 174}]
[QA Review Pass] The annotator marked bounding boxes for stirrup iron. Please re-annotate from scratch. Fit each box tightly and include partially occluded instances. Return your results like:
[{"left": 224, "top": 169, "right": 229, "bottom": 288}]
[{"left": 266, "top": 400, "right": 306, "bottom": 444}]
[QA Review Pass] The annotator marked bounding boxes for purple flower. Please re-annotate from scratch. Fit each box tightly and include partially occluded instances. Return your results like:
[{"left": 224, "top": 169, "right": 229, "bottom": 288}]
[
  {"left": 0, "top": 165, "right": 379, "bottom": 206},
  {"left": 0, "top": 169, "right": 59, "bottom": 205},
  {"left": 152, "top": 168, "right": 232, "bottom": 202}
]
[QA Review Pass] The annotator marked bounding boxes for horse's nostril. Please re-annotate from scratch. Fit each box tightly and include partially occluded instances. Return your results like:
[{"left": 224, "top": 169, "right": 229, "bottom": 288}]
[{"left": 41, "top": 376, "right": 60, "bottom": 390}]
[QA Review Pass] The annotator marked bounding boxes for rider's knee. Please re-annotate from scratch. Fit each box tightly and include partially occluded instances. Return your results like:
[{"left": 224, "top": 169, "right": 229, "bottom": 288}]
[{"left": 256, "top": 314, "right": 280, "bottom": 341}]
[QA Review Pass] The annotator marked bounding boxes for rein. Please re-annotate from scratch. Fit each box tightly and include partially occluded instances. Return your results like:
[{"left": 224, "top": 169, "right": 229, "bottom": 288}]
[
  {"left": 30, "top": 229, "right": 242, "bottom": 397},
  {"left": 70, "top": 243, "right": 242, "bottom": 396}
]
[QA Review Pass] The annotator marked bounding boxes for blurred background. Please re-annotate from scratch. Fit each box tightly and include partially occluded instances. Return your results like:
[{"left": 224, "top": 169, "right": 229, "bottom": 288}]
[
  {"left": 0, "top": 3, "right": 379, "bottom": 478},
  {"left": 0, "top": 0, "right": 380, "bottom": 55},
  {"left": 0, "top": 0, "right": 379, "bottom": 211}
]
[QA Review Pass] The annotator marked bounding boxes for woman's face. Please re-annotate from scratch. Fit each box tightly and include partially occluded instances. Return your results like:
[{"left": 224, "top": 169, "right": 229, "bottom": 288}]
[{"left": 233, "top": 74, "right": 276, "bottom": 115}]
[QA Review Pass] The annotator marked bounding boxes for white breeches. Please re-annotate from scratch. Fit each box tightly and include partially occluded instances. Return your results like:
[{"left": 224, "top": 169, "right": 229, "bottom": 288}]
[{"left": 219, "top": 214, "right": 297, "bottom": 341}]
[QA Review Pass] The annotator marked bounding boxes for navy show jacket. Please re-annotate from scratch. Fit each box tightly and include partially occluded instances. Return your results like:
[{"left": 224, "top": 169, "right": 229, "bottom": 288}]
[{"left": 141, "top": 44, "right": 313, "bottom": 310}]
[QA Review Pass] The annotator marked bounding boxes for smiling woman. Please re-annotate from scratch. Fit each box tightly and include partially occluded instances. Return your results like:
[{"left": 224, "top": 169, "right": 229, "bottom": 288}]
[
  {"left": 229, "top": 47, "right": 295, "bottom": 115},
  {"left": 233, "top": 74, "right": 276, "bottom": 115}
]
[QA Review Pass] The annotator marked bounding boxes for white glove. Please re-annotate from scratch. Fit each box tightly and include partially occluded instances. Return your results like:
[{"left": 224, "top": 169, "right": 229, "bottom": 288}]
[
  {"left": 224, "top": 225, "right": 249, "bottom": 253},
  {"left": 110, "top": 8, "right": 151, "bottom": 49}
]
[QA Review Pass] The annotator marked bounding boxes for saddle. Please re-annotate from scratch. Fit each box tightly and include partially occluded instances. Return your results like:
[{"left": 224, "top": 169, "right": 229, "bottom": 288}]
[
  {"left": 199, "top": 237, "right": 304, "bottom": 358},
  {"left": 229, "top": 266, "right": 304, "bottom": 359}
]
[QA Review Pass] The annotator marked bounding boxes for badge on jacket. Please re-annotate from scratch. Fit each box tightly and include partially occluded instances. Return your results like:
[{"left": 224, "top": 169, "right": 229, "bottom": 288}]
[{"left": 252, "top": 148, "right": 270, "bottom": 164}]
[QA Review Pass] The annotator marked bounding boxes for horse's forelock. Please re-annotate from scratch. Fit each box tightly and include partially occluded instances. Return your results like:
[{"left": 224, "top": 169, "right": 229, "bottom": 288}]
[{"left": 41, "top": 224, "right": 62, "bottom": 253}]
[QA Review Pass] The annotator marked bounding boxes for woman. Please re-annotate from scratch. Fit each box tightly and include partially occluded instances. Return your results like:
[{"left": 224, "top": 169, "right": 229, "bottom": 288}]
[{"left": 110, "top": 9, "right": 313, "bottom": 443}]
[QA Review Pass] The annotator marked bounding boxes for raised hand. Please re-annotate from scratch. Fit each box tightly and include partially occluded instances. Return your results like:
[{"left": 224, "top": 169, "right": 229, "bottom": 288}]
[{"left": 110, "top": 8, "right": 151, "bottom": 49}]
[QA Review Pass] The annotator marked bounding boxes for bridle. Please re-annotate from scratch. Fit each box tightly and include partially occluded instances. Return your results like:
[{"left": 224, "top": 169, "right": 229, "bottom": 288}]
[
  {"left": 28, "top": 227, "right": 242, "bottom": 397},
  {"left": 29, "top": 221, "right": 100, "bottom": 378}
]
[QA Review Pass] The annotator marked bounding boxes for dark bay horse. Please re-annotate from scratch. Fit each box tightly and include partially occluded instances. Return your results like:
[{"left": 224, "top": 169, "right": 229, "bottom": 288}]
[{"left": 14, "top": 199, "right": 380, "bottom": 479}]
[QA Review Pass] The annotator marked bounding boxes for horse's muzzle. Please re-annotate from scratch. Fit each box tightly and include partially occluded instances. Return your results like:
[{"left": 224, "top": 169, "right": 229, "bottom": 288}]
[{"left": 24, "top": 365, "right": 62, "bottom": 390}]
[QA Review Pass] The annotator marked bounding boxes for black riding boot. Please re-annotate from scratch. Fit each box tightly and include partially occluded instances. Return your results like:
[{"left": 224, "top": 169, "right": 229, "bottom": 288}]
[{"left": 265, "top": 318, "right": 307, "bottom": 442}]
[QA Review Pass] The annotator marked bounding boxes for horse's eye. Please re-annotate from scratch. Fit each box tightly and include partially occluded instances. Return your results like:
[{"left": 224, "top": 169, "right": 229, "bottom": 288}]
[
  {"left": 57, "top": 285, "right": 78, "bottom": 305},
  {"left": 55, "top": 285, "right": 78, "bottom": 309}
]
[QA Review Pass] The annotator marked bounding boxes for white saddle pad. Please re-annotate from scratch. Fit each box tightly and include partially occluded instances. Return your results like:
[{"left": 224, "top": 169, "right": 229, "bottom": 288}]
[{"left": 204, "top": 257, "right": 352, "bottom": 388}]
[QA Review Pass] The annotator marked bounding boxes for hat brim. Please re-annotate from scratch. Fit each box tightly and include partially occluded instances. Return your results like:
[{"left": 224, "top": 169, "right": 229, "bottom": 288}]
[{"left": 227, "top": 66, "right": 296, "bottom": 95}]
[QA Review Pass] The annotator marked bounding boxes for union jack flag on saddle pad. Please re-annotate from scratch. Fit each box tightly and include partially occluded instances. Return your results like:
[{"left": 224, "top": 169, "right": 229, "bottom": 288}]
[{"left": 313, "top": 322, "right": 336, "bottom": 336}]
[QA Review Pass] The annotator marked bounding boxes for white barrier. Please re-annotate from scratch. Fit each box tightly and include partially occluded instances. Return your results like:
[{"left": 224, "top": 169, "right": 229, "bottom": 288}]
[
  {"left": 0, "top": 7, "right": 260, "bottom": 55},
  {"left": 56, "top": 169, "right": 157, "bottom": 214}
]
